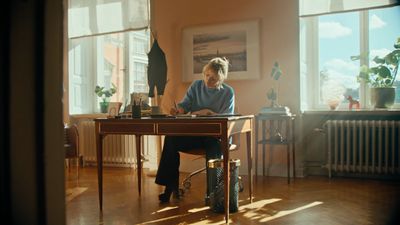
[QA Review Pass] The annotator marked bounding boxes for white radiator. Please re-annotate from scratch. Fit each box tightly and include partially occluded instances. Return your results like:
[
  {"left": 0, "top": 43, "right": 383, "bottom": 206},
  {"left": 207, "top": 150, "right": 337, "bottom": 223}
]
[
  {"left": 324, "top": 120, "right": 400, "bottom": 177},
  {"left": 79, "top": 120, "right": 137, "bottom": 167}
]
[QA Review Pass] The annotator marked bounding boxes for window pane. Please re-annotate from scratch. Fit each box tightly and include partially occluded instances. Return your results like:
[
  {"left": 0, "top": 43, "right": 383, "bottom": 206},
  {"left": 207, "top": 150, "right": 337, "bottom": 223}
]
[
  {"left": 97, "top": 33, "right": 125, "bottom": 104},
  {"left": 129, "top": 30, "right": 150, "bottom": 94},
  {"left": 318, "top": 12, "right": 360, "bottom": 108},
  {"left": 68, "top": 38, "right": 92, "bottom": 114},
  {"left": 369, "top": 6, "right": 400, "bottom": 104},
  {"left": 69, "top": 30, "right": 150, "bottom": 114}
]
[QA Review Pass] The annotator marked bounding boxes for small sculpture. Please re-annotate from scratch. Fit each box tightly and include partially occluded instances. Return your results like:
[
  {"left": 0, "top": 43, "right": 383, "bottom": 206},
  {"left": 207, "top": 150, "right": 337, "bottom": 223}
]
[
  {"left": 347, "top": 95, "right": 360, "bottom": 110},
  {"left": 267, "top": 62, "right": 282, "bottom": 107},
  {"left": 267, "top": 88, "right": 277, "bottom": 107}
]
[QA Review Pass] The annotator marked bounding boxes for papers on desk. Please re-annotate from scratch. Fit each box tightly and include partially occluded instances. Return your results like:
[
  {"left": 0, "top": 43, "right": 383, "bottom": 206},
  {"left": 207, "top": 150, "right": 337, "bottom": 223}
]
[
  {"left": 175, "top": 114, "right": 197, "bottom": 118},
  {"left": 196, "top": 113, "right": 242, "bottom": 117},
  {"left": 175, "top": 113, "right": 241, "bottom": 118},
  {"left": 259, "top": 106, "right": 291, "bottom": 115}
]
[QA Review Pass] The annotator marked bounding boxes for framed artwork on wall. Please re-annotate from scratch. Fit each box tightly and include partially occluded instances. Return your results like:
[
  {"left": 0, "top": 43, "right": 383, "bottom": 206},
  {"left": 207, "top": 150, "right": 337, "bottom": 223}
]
[{"left": 182, "top": 20, "right": 260, "bottom": 82}]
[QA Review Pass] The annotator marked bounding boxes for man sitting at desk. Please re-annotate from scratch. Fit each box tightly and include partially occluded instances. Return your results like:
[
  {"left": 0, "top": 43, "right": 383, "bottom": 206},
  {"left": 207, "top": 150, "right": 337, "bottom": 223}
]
[{"left": 156, "top": 57, "right": 235, "bottom": 203}]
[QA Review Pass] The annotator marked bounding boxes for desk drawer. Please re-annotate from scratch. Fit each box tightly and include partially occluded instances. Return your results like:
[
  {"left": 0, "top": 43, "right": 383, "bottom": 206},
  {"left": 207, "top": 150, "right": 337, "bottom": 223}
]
[
  {"left": 100, "top": 123, "right": 155, "bottom": 134},
  {"left": 158, "top": 123, "right": 221, "bottom": 135}
]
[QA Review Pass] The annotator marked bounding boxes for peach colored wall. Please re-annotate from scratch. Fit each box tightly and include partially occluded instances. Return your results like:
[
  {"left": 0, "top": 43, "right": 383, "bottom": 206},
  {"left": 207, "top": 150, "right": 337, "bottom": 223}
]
[
  {"left": 153, "top": 0, "right": 300, "bottom": 176},
  {"left": 153, "top": 0, "right": 300, "bottom": 114}
]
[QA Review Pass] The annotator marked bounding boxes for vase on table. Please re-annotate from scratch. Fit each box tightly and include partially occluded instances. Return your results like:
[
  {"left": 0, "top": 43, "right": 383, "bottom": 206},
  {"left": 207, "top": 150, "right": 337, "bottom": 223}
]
[{"left": 99, "top": 101, "right": 109, "bottom": 113}]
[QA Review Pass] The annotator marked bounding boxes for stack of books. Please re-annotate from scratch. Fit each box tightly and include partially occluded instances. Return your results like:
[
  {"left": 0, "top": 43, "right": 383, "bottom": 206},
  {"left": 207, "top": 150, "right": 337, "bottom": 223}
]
[{"left": 259, "top": 106, "right": 291, "bottom": 115}]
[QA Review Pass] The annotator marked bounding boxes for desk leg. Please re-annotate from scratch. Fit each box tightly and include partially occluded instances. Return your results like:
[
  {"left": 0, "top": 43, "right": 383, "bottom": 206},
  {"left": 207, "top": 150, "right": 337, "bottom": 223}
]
[
  {"left": 96, "top": 132, "right": 103, "bottom": 210},
  {"left": 246, "top": 131, "right": 253, "bottom": 202},
  {"left": 292, "top": 118, "right": 296, "bottom": 179},
  {"left": 221, "top": 135, "right": 229, "bottom": 223},
  {"left": 255, "top": 118, "right": 259, "bottom": 180},
  {"left": 135, "top": 135, "right": 142, "bottom": 196},
  {"left": 262, "top": 120, "right": 267, "bottom": 176},
  {"left": 286, "top": 119, "right": 290, "bottom": 184}
]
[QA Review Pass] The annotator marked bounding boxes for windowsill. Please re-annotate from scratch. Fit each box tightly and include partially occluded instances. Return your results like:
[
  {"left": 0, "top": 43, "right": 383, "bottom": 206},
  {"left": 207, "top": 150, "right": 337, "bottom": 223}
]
[
  {"left": 68, "top": 113, "right": 108, "bottom": 125},
  {"left": 70, "top": 113, "right": 108, "bottom": 119},
  {"left": 302, "top": 109, "right": 400, "bottom": 118}
]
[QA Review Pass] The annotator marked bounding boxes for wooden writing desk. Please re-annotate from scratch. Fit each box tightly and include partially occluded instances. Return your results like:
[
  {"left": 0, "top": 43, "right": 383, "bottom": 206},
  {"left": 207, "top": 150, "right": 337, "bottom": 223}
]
[{"left": 94, "top": 115, "right": 254, "bottom": 223}]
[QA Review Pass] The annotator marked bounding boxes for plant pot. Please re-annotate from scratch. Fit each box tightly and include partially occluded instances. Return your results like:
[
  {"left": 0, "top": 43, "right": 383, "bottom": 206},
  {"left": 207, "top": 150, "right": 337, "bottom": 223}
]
[
  {"left": 99, "top": 102, "right": 109, "bottom": 113},
  {"left": 370, "top": 87, "right": 395, "bottom": 109}
]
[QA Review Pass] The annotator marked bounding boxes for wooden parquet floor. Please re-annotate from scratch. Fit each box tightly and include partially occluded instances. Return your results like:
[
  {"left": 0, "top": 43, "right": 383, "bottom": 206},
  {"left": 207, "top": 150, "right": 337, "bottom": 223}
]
[{"left": 66, "top": 167, "right": 400, "bottom": 225}]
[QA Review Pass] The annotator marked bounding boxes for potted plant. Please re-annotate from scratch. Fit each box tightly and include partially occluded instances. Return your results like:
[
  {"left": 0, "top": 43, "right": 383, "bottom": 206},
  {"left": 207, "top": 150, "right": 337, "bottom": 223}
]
[
  {"left": 351, "top": 37, "right": 400, "bottom": 108},
  {"left": 94, "top": 83, "right": 117, "bottom": 113}
]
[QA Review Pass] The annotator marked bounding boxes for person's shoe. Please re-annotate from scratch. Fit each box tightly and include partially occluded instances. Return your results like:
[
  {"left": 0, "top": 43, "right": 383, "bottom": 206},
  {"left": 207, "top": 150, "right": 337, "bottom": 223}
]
[
  {"left": 158, "top": 190, "right": 172, "bottom": 203},
  {"left": 158, "top": 182, "right": 180, "bottom": 203}
]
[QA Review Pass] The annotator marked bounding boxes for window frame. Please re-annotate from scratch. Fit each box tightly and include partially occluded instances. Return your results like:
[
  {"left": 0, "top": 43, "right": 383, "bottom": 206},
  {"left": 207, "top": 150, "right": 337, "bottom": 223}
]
[
  {"left": 68, "top": 30, "right": 150, "bottom": 115},
  {"left": 301, "top": 8, "right": 400, "bottom": 111}
]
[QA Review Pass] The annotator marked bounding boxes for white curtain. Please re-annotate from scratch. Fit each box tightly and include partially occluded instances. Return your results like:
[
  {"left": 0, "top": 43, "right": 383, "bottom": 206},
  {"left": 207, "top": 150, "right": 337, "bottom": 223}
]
[
  {"left": 299, "top": 0, "right": 400, "bottom": 17},
  {"left": 68, "top": 0, "right": 149, "bottom": 39}
]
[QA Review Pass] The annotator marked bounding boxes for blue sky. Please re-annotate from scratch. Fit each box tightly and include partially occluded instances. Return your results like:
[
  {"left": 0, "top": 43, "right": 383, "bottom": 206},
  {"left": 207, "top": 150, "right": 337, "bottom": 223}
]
[{"left": 318, "top": 5, "right": 400, "bottom": 90}]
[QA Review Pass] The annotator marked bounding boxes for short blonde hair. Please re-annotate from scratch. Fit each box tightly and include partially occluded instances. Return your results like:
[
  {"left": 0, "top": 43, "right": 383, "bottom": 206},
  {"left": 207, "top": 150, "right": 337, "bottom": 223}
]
[{"left": 202, "top": 57, "right": 229, "bottom": 89}]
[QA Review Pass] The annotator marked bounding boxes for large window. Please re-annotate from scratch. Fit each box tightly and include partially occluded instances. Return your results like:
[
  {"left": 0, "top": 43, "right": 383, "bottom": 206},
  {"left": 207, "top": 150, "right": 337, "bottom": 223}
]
[
  {"left": 300, "top": 5, "right": 400, "bottom": 110},
  {"left": 68, "top": 30, "right": 150, "bottom": 114}
]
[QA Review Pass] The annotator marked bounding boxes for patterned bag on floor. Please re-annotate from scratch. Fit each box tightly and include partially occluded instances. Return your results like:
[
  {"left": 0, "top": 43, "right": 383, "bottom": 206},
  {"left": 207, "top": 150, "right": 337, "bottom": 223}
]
[{"left": 208, "top": 159, "right": 240, "bottom": 213}]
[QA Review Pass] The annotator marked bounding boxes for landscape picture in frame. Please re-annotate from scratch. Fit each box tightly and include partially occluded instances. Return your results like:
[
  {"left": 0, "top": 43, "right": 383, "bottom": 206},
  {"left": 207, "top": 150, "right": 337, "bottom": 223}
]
[
  {"left": 182, "top": 20, "right": 260, "bottom": 82},
  {"left": 193, "top": 30, "right": 247, "bottom": 74}
]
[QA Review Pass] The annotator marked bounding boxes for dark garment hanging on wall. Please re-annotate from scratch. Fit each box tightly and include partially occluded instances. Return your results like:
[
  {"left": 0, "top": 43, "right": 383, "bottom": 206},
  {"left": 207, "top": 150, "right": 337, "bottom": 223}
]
[{"left": 147, "top": 39, "right": 167, "bottom": 97}]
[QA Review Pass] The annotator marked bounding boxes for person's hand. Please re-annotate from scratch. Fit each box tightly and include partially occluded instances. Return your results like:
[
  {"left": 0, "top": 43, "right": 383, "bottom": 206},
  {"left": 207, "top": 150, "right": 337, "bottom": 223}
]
[
  {"left": 192, "top": 109, "right": 216, "bottom": 116},
  {"left": 170, "top": 107, "right": 184, "bottom": 115}
]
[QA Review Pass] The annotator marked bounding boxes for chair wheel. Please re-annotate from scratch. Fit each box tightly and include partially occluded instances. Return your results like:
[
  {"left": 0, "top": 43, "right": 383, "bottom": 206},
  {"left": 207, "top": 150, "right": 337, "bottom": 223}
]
[
  {"left": 183, "top": 180, "right": 191, "bottom": 189},
  {"left": 178, "top": 188, "right": 185, "bottom": 196},
  {"left": 204, "top": 196, "right": 210, "bottom": 206},
  {"left": 238, "top": 176, "right": 244, "bottom": 192}
]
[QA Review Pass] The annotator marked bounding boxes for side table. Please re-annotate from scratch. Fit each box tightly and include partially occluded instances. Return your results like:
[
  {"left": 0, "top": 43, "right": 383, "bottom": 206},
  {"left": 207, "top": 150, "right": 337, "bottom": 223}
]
[{"left": 255, "top": 113, "right": 296, "bottom": 183}]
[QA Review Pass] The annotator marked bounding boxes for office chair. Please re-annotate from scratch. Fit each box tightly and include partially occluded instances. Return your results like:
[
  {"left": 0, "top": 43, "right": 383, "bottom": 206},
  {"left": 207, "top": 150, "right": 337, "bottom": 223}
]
[{"left": 64, "top": 124, "right": 80, "bottom": 177}]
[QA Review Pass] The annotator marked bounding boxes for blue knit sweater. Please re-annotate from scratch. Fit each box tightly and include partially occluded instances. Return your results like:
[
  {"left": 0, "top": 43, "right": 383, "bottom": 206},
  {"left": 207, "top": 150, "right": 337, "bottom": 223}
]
[{"left": 178, "top": 80, "right": 235, "bottom": 114}]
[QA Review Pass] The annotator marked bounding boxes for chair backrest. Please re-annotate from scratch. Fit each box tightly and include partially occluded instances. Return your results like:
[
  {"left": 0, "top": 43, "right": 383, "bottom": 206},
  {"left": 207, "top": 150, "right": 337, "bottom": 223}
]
[{"left": 64, "top": 124, "right": 79, "bottom": 158}]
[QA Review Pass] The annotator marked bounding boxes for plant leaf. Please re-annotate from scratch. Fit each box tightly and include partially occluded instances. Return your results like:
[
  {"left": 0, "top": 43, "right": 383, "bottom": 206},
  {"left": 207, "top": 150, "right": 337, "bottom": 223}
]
[
  {"left": 373, "top": 56, "right": 385, "bottom": 64},
  {"left": 394, "top": 37, "right": 400, "bottom": 49},
  {"left": 350, "top": 55, "right": 360, "bottom": 61},
  {"left": 377, "top": 65, "right": 391, "bottom": 79}
]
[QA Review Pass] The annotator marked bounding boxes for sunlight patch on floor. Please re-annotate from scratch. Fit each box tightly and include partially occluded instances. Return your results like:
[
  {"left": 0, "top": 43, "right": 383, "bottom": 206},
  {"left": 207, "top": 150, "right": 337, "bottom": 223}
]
[
  {"left": 188, "top": 206, "right": 210, "bottom": 213},
  {"left": 239, "top": 198, "right": 282, "bottom": 210},
  {"left": 140, "top": 212, "right": 192, "bottom": 224},
  {"left": 139, "top": 199, "right": 322, "bottom": 225},
  {"left": 153, "top": 206, "right": 179, "bottom": 214},
  {"left": 188, "top": 198, "right": 283, "bottom": 225},
  {"left": 255, "top": 201, "right": 323, "bottom": 223},
  {"left": 146, "top": 205, "right": 212, "bottom": 224},
  {"left": 65, "top": 187, "right": 88, "bottom": 202}
]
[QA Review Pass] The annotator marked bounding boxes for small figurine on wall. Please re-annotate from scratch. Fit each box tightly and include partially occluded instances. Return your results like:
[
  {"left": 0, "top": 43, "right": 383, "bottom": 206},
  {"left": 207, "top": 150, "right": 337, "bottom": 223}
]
[{"left": 347, "top": 95, "right": 360, "bottom": 110}]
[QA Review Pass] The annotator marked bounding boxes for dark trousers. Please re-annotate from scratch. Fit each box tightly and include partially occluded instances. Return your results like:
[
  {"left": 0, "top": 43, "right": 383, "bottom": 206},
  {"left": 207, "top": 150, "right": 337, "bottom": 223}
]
[{"left": 155, "top": 136, "right": 222, "bottom": 189}]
